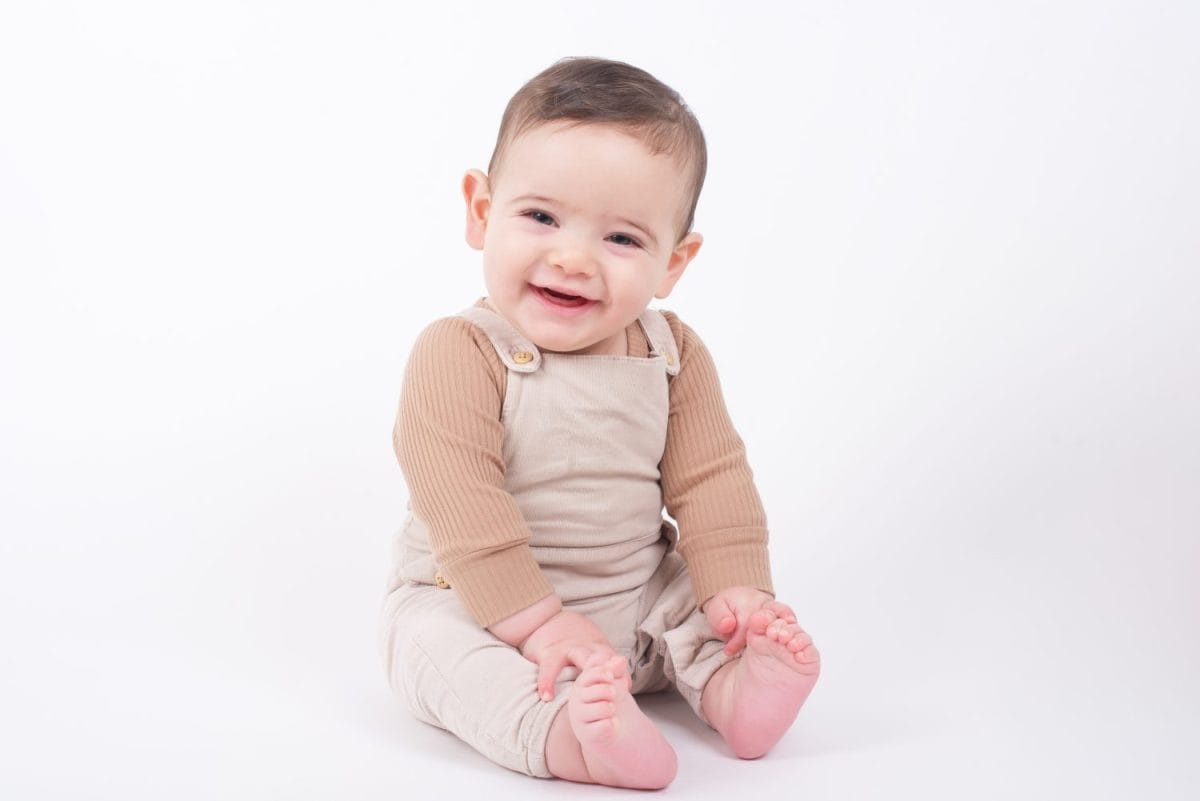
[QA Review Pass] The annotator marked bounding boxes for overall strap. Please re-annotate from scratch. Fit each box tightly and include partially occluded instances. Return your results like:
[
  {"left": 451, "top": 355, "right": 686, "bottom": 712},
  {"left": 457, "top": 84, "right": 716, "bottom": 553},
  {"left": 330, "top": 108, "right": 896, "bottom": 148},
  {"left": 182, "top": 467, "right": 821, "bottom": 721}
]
[
  {"left": 457, "top": 303, "right": 679, "bottom": 375},
  {"left": 457, "top": 305, "right": 542, "bottom": 373},
  {"left": 636, "top": 309, "right": 681, "bottom": 376}
]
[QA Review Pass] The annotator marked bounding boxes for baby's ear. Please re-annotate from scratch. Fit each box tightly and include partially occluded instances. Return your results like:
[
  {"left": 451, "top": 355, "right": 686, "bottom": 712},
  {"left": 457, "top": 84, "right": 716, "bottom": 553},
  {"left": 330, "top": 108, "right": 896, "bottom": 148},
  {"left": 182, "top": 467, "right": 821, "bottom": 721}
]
[
  {"left": 462, "top": 169, "right": 491, "bottom": 251},
  {"left": 654, "top": 231, "right": 703, "bottom": 299}
]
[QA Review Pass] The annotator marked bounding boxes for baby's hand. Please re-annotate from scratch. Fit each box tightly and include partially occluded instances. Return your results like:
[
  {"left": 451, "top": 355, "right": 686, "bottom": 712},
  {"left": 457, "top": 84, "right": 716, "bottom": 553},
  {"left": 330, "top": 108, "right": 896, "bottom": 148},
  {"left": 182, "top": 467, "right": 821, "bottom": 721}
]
[
  {"left": 520, "top": 610, "right": 629, "bottom": 701},
  {"left": 702, "top": 586, "right": 797, "bottom": 656}
]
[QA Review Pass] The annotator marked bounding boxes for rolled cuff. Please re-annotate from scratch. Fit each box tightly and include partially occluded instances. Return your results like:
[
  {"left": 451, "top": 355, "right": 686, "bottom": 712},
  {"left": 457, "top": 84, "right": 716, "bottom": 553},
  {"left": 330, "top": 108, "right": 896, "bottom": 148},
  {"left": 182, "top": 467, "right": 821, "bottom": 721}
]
[
  {"left": 441, "top": 545, "right": 556, "bottom": 628},
  {"left": 677, "top": 529, "right": 773, "bottom": 608}
]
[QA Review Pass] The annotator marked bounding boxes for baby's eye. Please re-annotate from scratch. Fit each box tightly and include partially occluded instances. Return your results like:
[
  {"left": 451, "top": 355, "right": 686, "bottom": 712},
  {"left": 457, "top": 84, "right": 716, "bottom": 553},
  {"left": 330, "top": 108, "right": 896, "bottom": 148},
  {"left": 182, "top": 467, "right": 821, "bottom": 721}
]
[
  {"left": 523, "top": 210, "right": 555, "bottom": 226},
  {"left": 607, "top": 233, "right": 642, "bottom": 248}
]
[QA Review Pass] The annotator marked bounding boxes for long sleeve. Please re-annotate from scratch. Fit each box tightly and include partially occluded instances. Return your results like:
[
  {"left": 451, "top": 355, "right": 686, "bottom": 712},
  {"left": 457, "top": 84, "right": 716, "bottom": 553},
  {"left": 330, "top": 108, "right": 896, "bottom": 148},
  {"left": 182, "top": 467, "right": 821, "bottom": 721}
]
[
  {"left": 658, "top": 312, "right": 774, "bottom": 607},
  {"left": 393, "top": 315, "right": 554, "bottom": 627}
]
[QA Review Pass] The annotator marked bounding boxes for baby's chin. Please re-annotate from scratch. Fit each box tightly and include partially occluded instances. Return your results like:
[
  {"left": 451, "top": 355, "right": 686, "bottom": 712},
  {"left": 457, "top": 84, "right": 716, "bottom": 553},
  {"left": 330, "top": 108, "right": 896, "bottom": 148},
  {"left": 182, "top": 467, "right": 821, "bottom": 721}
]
[
  {"left": 530, "top": 330, "right": 620, "bottom": 356},
  {"left": 532, "top": 336, "right": 602, "bottom": 355}
]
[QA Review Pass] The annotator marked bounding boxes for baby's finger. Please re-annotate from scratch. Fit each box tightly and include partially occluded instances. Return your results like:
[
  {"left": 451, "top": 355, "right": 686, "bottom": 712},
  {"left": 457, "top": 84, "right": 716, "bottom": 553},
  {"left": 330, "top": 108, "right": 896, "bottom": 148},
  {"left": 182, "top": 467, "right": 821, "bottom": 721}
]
[
  {"left": 572, "top": 646, "right": 611, "bottom": 678},
  {"left": 607, "top": 654, "right": 628, "bottom": 682},
  {"left": 748, "top": 607, "right": 779, "bottom": 634},
  {"left": 601, "top": 653, "right": 632, "bottom": 691},
  {"left": 598, "top": 651, "right": 633, "bottom": 691},
  {"left": 723, "top": 616, "right": 752, "bottom": 655},
  {"left": 536, "top": 651, "right": 571, "bottom": 701},
  {"left": 703, "top": 597, "right": 738, "bottom": 640}
]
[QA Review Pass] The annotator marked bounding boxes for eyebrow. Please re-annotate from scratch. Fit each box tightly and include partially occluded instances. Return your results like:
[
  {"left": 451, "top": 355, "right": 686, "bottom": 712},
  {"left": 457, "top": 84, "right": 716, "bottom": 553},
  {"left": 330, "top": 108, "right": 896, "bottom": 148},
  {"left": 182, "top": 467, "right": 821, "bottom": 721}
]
[
  {"left": 512, "top": 193, "right": 564, "bottom": 210},
  {"left": 512, "top": 194, "right": 659, "bottom": 248}
]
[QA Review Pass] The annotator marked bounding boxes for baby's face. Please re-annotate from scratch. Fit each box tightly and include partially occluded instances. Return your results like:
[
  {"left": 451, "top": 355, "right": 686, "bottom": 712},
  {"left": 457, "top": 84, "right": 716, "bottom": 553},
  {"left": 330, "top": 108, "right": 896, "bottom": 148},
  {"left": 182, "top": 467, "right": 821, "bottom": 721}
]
[{"left": 463, "top": 122, "right": 701, "bottom": 355}]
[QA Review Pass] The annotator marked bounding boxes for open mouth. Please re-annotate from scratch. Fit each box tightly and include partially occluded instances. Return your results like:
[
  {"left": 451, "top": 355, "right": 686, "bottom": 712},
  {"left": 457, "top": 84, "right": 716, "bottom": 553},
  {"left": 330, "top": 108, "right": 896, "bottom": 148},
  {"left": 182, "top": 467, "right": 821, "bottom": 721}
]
[{"left": 534, "top": 286, "right": 594, "bottom": 308}]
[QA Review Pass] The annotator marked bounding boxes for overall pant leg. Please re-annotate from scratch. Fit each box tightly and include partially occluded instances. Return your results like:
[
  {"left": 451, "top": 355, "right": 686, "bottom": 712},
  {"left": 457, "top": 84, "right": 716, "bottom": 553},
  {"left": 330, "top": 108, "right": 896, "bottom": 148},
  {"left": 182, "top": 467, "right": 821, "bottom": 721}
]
[
  {"left": 628, "top": 552, "right": 735, "bottom": 724},
  {"left": 379, "top": 583, "right": 570, "bottom": 778}
]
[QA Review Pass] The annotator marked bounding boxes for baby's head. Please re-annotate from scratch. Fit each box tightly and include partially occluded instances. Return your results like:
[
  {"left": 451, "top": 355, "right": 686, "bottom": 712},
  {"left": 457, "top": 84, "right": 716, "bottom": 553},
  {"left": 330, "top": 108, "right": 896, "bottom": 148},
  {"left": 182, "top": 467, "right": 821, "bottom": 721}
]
[
  {"left": 485, "top": 58, "right": 707, "bottom": 244},
  {"left": 462, "top": 57, "right": 708, "bottom": 356}
]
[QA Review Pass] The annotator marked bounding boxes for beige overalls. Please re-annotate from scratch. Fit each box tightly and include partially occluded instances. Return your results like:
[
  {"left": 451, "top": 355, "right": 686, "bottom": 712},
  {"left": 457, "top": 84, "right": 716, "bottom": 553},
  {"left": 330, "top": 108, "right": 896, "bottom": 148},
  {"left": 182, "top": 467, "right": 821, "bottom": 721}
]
[{"left": 379, "top": 305, "right": 732, "bottom": 778}]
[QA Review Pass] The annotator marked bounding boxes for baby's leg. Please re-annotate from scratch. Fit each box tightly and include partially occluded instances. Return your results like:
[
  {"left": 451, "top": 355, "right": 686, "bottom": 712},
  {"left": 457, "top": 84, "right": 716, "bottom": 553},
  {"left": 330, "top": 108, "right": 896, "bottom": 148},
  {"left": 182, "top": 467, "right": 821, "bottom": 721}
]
[
  {"left": 701, "top": 608, "right": 821, "bottom": 759},
  {"left": 545, "top": 655, "right": 677, "bottom": 789},
  {"left": 380, "top": 584, "right": 572, "bottom": 778}
]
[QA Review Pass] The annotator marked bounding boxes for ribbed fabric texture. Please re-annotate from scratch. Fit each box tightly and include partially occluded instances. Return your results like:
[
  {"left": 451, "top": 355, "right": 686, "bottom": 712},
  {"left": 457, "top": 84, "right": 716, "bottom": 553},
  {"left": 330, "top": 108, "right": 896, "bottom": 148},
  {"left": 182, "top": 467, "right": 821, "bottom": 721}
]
[
  {"left": 662, "top": 323, "right": 773, "bottom": 604},
  {"left": 393, "top": 300, "right": 773, "bottom": 627}
]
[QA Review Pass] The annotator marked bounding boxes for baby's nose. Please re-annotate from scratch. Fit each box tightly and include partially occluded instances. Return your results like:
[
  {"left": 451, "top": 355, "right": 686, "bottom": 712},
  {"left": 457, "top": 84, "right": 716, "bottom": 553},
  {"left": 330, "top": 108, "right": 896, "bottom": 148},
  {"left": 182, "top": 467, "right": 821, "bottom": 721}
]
[{"left": 549, "top": 242, "right": 598, "bottom": 276}]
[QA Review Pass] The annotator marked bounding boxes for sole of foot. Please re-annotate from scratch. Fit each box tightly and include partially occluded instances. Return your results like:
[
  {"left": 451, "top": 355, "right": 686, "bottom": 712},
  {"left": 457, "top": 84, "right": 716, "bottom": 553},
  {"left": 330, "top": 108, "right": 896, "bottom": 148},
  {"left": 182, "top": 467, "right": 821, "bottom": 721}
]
[
  {"left": 567, "top": 654, "right": 678, "bottom": 789},
  {"left": 717, "top": 611, "right": 821, "bottom": 759}
]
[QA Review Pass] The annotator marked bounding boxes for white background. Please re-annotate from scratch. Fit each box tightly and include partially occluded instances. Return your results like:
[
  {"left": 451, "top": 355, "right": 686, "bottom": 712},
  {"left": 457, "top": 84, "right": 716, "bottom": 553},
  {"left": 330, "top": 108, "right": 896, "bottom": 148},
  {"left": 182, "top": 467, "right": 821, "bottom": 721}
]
[{"left": 2, "top": 1, "right": 1197, "bottom": 798}]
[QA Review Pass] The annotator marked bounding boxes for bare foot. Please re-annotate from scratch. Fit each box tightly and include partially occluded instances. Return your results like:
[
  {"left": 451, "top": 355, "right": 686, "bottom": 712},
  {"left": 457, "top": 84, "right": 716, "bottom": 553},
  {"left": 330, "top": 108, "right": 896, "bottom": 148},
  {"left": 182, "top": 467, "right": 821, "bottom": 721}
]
[
  {"left": 567, "top": 654, "right": 677, "bottom": 789},
  {"left": 703, "top": 610, "right": 821, "bottom": 759}
]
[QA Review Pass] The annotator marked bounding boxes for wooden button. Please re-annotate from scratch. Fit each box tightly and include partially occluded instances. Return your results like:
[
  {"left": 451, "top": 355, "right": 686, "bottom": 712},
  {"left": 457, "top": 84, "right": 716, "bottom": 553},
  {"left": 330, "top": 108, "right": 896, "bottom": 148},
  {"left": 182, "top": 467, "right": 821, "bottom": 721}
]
[
  {"left": 434, "top": 573, "right": 450, "bottom": 589},
  {"left": 512, "top": 351, "right": 534, "bottom": 364}
]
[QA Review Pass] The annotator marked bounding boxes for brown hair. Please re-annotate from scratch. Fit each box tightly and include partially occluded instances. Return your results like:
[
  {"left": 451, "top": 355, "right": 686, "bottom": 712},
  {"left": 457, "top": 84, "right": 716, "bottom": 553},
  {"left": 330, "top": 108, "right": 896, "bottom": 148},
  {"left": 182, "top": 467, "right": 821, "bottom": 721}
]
[{"left": 486, "top": 57, "right": 707, "bottom": 244}]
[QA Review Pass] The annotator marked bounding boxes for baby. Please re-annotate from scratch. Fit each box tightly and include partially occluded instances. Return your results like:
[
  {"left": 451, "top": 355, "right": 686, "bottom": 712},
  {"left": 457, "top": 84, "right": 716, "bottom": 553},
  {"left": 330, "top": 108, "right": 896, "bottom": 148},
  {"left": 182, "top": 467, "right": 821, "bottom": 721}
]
[{"left": 381, "top": 57, "right": 819, "bottom": 789}]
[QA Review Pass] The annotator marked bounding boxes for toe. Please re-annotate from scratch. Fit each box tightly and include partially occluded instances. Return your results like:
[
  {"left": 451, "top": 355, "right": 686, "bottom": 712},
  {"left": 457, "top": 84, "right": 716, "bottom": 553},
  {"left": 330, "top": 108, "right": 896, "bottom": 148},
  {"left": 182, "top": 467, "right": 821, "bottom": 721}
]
[
  {"left": 793, "top": 642, "right": 821, "bottom": 668},
  {"left": 579, "top": 701, "right": 616, "bottom": 723},
  {"left": 785, "top": 629, "right": 813, "bottom": 651},
  {"left": 766, "top": 601, "right": 797, "bottom": 624},
  {"left": 577, "top": 665, "right": 612, "bottom": 688},
  {"left": 577, "top": 684, "right": 614, "bottom": 703}
]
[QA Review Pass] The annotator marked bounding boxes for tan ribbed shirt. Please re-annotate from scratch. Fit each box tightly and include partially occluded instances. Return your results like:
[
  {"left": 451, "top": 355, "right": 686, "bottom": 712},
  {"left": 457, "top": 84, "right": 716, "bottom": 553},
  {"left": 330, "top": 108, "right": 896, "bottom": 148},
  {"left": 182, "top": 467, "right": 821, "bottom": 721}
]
[{"left": 393, "top": 299, "right": 773, "bottom": 627}]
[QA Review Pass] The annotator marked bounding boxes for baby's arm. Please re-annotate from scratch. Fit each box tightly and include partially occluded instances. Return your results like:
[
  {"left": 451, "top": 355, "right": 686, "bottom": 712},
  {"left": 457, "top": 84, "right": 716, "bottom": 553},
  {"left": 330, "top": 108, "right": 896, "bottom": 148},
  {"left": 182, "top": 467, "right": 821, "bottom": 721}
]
[
  {"left": 658, "top": 314, "right": 777, "bottom": 649},
  {"left": 498, "top": 600, "right": 627, "bottom": 701},
  {"left": 487, "top": 592, "right": 563, "bottom": 646},
  {"left": 397, "top": 315, "right": 620, "bottom": 696},
  {"left": 395, "top": 316, "right": 555, "bottom": 625}
]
